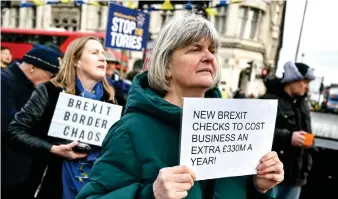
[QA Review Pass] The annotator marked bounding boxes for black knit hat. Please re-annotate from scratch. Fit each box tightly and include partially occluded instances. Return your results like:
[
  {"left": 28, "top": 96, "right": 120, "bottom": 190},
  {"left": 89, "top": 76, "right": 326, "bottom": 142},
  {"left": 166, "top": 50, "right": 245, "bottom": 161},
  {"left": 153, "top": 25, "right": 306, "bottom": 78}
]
[
  {"left": 281, "top": 61, "right": 315, "bottom": 84},
  {"left": 45, "top": 43, "right": 64, "bottom": 58},
  {"left": 22, "top": 44, "right": 62, "bottom": 74}
]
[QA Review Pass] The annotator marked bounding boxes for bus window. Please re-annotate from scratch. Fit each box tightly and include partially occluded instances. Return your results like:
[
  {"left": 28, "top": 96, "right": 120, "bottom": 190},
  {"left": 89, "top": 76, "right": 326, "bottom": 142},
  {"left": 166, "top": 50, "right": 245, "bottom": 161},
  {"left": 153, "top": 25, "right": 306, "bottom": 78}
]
[
  {"left": 27, "top": 35, "right": 67, "bottom": 46},
  {"left": 1, "top": 32, "right": 67, "bottom": 46},
  {"left": 1, "top": 33, "right": 13, "bottom": 42},
  {"left": 1, "top": 33, "right": 26, "bottom": 42}
]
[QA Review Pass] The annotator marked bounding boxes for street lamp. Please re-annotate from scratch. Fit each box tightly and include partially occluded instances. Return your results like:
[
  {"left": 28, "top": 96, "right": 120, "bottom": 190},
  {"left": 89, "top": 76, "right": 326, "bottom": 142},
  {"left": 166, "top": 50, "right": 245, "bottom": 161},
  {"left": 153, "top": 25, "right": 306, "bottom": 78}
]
[{"left": 295, "top": 0, "right": 308, "bottom": 62}]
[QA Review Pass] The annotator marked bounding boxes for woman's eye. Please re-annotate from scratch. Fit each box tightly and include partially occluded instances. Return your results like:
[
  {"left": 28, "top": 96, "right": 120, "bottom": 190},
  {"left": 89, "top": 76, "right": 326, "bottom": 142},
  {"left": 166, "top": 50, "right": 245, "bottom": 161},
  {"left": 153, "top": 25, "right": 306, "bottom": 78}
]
[{"left": 190, "top": 48, "right": 199, "bottom": 52}]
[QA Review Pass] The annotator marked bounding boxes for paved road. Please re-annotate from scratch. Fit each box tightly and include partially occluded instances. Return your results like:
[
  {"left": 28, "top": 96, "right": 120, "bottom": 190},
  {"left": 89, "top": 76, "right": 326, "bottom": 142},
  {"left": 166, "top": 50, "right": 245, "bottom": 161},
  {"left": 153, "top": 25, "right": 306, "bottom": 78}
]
[
  {"left": 311, "top": 111, "right": 338, "bottom": 149},
  {"left": 311, "top": 111, "right": 338, "bottom": 139}
]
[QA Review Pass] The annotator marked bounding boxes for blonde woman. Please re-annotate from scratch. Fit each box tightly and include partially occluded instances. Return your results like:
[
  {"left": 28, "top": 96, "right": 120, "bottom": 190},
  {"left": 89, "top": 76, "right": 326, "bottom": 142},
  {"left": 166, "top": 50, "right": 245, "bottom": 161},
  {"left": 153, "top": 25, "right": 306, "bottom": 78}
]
[{"left": 7, "top": 36, "right": 116, "bottom": 199}]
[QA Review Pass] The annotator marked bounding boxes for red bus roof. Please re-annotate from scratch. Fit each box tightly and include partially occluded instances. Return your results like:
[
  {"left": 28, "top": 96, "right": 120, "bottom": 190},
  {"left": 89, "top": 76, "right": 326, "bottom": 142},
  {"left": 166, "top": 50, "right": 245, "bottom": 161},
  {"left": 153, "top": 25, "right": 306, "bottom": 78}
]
[
  {"left": 1, "top": 28, "right": 106, "bottom": 37},
  {"left": 1, "top": 28, "right": 129, "bottom": 71}
]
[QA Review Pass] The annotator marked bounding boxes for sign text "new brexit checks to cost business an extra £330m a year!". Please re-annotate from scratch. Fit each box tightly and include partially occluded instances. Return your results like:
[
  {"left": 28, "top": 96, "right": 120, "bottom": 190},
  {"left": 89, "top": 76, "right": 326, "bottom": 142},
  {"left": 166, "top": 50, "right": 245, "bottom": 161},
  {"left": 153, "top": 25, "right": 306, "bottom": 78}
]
[{"left": 180, "top": 98, "right": 278, "bottom": 181}]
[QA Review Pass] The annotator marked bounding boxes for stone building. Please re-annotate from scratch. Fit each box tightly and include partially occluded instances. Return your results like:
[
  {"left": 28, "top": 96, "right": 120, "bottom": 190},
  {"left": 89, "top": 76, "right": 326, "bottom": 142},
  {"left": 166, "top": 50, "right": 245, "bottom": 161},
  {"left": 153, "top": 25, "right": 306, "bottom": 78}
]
[{"left": 1, "top": 0, "right": 285, "bottom": 96}]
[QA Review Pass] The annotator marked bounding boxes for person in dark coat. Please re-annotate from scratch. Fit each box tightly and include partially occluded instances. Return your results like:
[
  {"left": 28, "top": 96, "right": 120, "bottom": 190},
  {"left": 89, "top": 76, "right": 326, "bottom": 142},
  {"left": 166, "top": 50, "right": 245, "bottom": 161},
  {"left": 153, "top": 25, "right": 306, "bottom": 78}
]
[
  {"left": 260, "top": 61, "right": 316, "bottom": 199},
  {"left": 1, "top": 46, "right": 12, "bottom": 69},
  {"left": 1, "top": 44, "right": 61, "bottom": 199},
  {"left": 234, "top": 89, "right": 246, "bottom": 98},
  {"left": 113, "top": 69, "right": 140, "bottom": 111},
  {"left": 45, "top": 42, "right": 64, "bottom": 64},
  {"left": 103, "top": 50, "right": 120, "bottom": 82}
]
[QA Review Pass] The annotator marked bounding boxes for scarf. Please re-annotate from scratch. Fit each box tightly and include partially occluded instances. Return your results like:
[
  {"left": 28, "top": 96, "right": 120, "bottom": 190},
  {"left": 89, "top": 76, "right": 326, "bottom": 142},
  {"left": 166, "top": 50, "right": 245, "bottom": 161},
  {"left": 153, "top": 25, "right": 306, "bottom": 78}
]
[{"left": 75, "top": 77, "right": 104, "bottom": 101}]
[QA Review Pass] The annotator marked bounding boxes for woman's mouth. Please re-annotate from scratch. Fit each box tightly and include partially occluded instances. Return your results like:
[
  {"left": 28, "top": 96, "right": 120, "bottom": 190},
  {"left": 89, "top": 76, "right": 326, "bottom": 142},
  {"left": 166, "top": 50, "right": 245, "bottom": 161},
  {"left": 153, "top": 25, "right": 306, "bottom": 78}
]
[
  {"left": 197, "top": 68, "right": 212, "bottom": 74},
  {"left": 97, "top": 65, "right": 105, "bottom": 69}
]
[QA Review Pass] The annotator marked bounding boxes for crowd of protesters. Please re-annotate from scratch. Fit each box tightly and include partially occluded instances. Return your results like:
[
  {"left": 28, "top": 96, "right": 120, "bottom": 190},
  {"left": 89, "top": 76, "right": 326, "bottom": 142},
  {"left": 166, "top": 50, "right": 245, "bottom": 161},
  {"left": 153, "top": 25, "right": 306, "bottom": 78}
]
[{"left": 1, "top": 12, "right": 317, "bottom": 199}]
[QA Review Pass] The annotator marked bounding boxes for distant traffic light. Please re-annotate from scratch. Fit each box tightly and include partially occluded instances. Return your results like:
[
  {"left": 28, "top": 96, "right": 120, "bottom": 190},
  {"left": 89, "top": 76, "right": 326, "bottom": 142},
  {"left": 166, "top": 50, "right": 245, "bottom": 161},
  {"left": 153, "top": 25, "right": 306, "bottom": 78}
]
[
  {"left": 262, "top": 67, "right": 269, "bottom": 77},
  {"left": 246, "top": 61, "right": 254, "bottom": 81},
  {"left": 256, "top": 66, "right": 270, "bottom": 79}
]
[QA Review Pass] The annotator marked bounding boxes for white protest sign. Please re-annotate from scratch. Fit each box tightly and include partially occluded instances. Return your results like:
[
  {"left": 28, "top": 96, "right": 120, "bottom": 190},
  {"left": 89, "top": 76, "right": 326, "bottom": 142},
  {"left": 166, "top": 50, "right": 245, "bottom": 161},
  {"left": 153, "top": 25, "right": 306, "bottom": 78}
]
[
  {"left": 48, "top": 92, "right": 122, "bottom": 146},
  {"left": 179, "top": 98, "right": 278, "bottom": 181}
]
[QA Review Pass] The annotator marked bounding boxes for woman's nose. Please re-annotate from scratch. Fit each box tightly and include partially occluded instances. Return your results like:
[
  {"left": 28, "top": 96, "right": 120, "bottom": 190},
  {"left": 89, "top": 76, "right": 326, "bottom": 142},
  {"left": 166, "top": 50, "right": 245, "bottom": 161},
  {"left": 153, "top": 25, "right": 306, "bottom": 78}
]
[
  {"left": 99, "top": 54, "right": 106, "bottom": 62},
  {"left": 201, "top": 50, "right": 215, "bottom": 63}
]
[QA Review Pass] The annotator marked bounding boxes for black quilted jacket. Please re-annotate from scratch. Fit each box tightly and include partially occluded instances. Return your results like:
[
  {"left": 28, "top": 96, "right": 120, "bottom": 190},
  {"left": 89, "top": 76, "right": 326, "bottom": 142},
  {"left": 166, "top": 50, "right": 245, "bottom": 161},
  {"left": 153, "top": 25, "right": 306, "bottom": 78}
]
[{"left": 260, "top": 77, "right": 314, "bottom": 186}]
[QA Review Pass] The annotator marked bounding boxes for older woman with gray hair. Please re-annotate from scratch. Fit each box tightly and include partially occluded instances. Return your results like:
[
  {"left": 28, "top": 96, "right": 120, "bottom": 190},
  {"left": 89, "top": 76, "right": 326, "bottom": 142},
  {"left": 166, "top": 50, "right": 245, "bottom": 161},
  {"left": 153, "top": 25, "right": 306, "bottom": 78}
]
[{"left": 76, "top": 13, "right": 283, "bottom": 199}]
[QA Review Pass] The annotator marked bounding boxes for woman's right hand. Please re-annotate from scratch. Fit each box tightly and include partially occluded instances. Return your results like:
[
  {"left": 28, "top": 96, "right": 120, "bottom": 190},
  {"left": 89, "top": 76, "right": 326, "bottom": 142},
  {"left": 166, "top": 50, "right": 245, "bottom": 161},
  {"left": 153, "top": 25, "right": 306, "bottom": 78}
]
[
  {"left": 153, "top": 165, "right": 196, "bottom": 199},
  {"left": 50, "top": 140, "right": 87, "bottom": 160}
]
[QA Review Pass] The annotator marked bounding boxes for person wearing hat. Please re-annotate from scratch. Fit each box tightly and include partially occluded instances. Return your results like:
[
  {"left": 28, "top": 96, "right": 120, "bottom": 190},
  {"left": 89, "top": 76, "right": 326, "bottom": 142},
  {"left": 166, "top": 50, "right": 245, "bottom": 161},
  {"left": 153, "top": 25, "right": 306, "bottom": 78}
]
[
  {"left": 45, "top": 43, "right": 64, "bottom": 63},
  {"left": 113, "top": 69, "right": 141, "bottom": 111},
  {"left": 103, "top": 50, "right": 120, "bottom": 82},
  {"left": 261, "top": 61, "right": 316, "bottom": 199},
  {"left": 1, "top": 44, "right": 61, "bottom": 199},
  {"left": 1, "top": 46, "right": 13, "bottom": 69},
  {"left": 45, "top": 43, "right": 64, "bottom": 56}
]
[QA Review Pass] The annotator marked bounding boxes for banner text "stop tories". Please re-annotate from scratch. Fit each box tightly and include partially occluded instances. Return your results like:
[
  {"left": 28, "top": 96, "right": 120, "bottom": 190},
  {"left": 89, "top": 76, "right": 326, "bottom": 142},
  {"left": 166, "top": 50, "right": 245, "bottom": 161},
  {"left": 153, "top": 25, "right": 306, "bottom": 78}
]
[{"left": 110, "top": 17, "right": 142, "bottom": 50}]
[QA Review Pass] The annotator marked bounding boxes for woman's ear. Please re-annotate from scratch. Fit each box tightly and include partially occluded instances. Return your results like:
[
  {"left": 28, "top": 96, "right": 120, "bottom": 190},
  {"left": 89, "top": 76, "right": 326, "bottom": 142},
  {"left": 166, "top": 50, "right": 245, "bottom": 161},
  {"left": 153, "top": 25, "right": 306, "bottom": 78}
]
[
  {"left": 165, "top": 68, "right": 172, "bottom": 79},
  {"left": 75, "top": 59, "right": 80, "bottom": 69},
  {"left": 30, "top": 66, "right": 36, "bottom": 73}
]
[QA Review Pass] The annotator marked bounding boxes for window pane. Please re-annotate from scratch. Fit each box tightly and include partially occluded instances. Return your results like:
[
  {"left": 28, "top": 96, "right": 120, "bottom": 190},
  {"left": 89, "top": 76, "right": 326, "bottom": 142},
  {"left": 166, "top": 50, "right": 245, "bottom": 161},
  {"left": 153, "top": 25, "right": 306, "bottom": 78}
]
[
  {"left": 1, "top": 33, "right": 15, "bottom": 42},
  {"left": 215, "top": 16, "right": 220, "bottom": 33},
  {"left": 221, "top": 17, "right": 226, "bottom": 34},
  {"left": 215, "top": 7, "right": 227, "bottom": 35},
  {"left": 249, "top": 9, "right": 259, "bottom": 39},
  {"left": 238, "top": 7, "right": 247, "bottom": 37},
  {"left": 238, "top": 7, "right": 259, "bottom": 39},
  {"left": 239, "top": 7, "right": 246, "bottom": 19},
  {"left": 1, "top": 32, "right": 67, "bottom": 46},
  {"left": 15, "top": 34, "right": 27, "bottom": 43},
  {"left": 161, "top": 11, "right": 173, "bottom": 25},
  {"left": 251, "top": 9, "right": 259, "bottom": 22}
]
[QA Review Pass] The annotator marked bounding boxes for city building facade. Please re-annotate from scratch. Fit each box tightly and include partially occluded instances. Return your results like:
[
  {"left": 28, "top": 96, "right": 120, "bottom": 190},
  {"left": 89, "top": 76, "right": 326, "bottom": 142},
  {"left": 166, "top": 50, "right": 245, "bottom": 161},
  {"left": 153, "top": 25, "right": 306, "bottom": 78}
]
[{"left": 1, "top": 0, "right": 285, "bottom": 96}]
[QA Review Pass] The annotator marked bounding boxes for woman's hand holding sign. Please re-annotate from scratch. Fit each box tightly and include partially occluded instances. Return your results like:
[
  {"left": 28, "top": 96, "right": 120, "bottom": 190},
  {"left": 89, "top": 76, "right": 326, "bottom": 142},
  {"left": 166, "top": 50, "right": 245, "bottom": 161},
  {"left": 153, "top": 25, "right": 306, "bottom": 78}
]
[
  {"left": 153, "top": 165, "right": 196, "bottom": 199},
  {"left": 50, "top": 140, "right": 87, "bottom": 160},
  {"left": 254, "top": 151, "right": 284, "bottom": 193}
]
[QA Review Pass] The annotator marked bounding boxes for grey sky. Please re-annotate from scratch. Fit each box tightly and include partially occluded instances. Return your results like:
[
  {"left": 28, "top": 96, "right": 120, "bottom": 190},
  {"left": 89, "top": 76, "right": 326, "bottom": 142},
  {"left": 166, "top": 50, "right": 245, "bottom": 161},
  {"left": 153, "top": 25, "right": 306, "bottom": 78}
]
[{"left": 276, "top": 0, "right": 338, "bottom": 86}]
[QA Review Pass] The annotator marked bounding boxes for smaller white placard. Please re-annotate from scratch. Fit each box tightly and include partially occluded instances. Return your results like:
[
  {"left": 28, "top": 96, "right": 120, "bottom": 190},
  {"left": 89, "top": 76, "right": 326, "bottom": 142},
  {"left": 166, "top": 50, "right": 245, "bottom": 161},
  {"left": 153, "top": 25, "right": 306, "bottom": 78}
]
[{"left": 47, "top": 92, "right": 122, "bottom": 146}]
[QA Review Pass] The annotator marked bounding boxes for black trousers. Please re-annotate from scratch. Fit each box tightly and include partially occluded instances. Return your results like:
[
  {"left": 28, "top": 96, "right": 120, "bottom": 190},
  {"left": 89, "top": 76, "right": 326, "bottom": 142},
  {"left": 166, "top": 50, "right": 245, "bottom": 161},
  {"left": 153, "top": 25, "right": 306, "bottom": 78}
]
[{"left": 1, "top": 184, "right": 37, "bottom": 199}]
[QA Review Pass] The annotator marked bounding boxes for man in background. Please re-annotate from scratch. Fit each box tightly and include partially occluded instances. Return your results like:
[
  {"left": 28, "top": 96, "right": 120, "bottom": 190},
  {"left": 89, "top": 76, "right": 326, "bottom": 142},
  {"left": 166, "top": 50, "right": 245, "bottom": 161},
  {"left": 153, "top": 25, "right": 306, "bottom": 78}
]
[
  {"left": 114, "top": 70, "right": 141, "bottom": 110},
  {"left": 1, "top": 44, "right": 62, "bottom": 199},
  {"left": 1, "top": 46, "right": 12, "bottom": 69},
  {"left": 104, "top": 51, "right": 120, "bottom": 82},
  {"left": 261, "top": 61, "right": 315, "bottom": 199}
]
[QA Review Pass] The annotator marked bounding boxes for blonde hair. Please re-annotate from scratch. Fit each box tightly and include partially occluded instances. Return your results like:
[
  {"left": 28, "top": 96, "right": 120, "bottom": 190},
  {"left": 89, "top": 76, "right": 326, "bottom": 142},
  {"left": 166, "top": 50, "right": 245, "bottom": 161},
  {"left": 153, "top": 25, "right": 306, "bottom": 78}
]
[
  {"left": 51, "top": 36, "right": 115, "bottom": 101},
  {"left": 148, "top": 12, "right": 221, "bottom": 93}
]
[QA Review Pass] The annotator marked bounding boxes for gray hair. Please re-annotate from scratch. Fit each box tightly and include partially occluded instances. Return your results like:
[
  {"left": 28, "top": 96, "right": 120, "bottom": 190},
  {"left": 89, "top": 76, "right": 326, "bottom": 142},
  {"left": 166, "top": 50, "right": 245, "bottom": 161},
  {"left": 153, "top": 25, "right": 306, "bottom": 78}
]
[{"left": 148, "top": 12, "right": 221, "bottom": 93}]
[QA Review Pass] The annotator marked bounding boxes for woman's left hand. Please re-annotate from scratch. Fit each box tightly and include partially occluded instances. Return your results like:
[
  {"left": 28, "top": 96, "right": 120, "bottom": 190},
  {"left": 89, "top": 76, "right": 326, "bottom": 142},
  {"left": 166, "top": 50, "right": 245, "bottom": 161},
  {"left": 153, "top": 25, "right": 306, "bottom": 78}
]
[{"left": 254, "top": 151, "right": 284, "bottom": 193}]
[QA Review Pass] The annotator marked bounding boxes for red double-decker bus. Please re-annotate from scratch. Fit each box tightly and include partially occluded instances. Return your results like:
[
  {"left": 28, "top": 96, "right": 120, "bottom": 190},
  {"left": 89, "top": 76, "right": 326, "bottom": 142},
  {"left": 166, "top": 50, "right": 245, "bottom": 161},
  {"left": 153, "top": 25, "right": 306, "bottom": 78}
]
[{"left": 0, "top": 28, "right": 128, "bottom": 71}]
